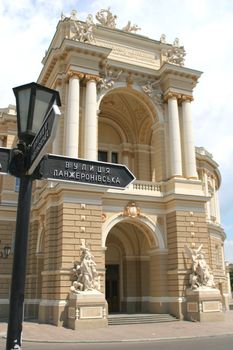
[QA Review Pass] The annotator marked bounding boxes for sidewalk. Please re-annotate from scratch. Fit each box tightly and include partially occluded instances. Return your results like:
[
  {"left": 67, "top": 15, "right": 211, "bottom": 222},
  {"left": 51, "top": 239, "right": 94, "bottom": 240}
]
[{"left": 1, "top": 311, "right": 233, "bottom": 344}]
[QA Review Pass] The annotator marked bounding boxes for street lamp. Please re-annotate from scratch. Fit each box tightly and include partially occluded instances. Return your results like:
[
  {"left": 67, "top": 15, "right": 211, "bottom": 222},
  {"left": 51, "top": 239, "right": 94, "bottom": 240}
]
[{"left": 6, "top": 82, "right": 60, "bottom": 350}]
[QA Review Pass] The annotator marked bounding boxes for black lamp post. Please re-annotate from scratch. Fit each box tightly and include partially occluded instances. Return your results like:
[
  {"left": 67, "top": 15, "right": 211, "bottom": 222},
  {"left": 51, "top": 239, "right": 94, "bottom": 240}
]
[{"left": 6, "top": 82, "right": 60, "bottom": 350}]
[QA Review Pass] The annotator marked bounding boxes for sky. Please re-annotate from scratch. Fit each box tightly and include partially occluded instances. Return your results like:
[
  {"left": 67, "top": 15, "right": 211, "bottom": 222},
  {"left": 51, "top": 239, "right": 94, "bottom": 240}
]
[{"left": 0, "top": 0, "right": 233, "bottom": 261}]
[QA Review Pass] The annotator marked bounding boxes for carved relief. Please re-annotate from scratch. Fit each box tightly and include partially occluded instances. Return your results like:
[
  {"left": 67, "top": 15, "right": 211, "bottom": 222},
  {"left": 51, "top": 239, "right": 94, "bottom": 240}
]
[
  {"left": 140, "top": 80, "right": 163, "bottom": 106},
  {"left": 98, "top": 64, "right": 122, "bottom": 93},
  {"left": 123, "top": 202, "right": 141, "bottom": 218}
]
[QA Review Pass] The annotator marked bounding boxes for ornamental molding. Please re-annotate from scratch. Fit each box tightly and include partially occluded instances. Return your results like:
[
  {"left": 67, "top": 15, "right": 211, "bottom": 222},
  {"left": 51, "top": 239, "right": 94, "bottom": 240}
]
[
  {"left": 67, "top": 70, "right": 85, "bottom": 80},
  {"left": 85, "top": 74, "right": 101, "bottom": 82},
  {"left": 123, "top": 201, "right": 141, "bottom": 218},
  {"left": 163, "top": 92, "right": 193, "bottom": 103}
]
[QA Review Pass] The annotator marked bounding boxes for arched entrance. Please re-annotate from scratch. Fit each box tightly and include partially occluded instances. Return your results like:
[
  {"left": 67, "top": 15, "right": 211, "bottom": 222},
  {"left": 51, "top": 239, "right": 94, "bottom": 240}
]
[{"left": 105, "top": 218, "right": 162, "bottom": 314}]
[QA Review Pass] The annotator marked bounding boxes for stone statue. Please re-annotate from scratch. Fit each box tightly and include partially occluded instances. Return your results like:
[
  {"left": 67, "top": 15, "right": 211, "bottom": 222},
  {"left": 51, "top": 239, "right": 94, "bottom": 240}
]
[
  {"left": 71, "top": 14, "right": 96, "bottom": 43},
  {"left": 70, "top": 239, "right": 100, "bottom": 293},
  {"left": 166, "top": 43, "right": 186, "bottom": 66},
  {"left": 185, "top": 244, "right": 216, "bottom": 289},
  {"left": 160, "top": 34, "right": 166, "bottom": 43},
  {"left": 96, "top": 7, "right": 117, "bottom": 28},
  {"left": 122, "top": 21, "right": 141, "bottom": 33}
]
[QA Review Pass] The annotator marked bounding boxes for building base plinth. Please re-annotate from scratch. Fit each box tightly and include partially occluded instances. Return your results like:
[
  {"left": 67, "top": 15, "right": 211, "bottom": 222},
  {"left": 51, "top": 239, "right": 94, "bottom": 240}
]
[
  {"left": 67, "top": 291, "right": 108, "bottom": 330},
  {"left": 186, "top": 287, "right": 225, "bottom": 322}
]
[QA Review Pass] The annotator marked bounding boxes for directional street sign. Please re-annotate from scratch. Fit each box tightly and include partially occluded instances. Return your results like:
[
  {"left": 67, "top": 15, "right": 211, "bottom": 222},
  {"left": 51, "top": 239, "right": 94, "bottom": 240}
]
[
  {"left": 0, "top": 147, "right": 11, "bottom": 174},
  {"left": 28, "top": 104, "right": 61, "bottom": 175},
  {"left": 34, "top": 154, "right": 136, "bottom": 189}
]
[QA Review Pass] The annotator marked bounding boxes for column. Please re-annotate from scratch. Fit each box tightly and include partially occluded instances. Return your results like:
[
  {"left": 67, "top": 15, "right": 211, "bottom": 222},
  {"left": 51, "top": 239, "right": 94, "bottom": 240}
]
[
  {"left": 181, "top": 96, "right": 197, "bottom": 178},
  {"left": 65, "top": 71, "right": 84, "bottom": 158},
  {"left": 84, "top": 75, "right": 98, "bottom": 160},
  {"left": 166, "top": 93, "right": 183, "bottom": 177}
]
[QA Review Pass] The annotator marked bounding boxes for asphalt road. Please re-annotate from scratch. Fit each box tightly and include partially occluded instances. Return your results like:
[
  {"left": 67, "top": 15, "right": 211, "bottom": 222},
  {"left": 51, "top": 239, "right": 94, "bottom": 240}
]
[{"left": 1, "top": 335, "right": 233, "bottom": 350}]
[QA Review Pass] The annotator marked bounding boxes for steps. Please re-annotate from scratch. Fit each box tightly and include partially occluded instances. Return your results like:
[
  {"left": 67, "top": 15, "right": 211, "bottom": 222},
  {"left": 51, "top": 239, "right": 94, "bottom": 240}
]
[{"left": 108, "top": 313, "right": 178, "bottom": 325}]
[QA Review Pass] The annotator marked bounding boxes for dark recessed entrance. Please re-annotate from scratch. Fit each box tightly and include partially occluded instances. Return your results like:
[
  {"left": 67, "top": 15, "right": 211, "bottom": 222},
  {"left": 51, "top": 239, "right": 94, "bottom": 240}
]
[{"left": 106, "top": 264, "right": 120, "bottom": 313}]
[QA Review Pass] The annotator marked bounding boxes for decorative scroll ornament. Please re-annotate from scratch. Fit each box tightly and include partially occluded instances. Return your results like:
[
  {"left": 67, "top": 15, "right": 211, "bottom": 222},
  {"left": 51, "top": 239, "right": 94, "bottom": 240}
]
[
  {"left": 141, "top": 81, "right": 163, "bottom": 106},
  {"left": 98, "top": 64, "right": 122, "bottom": 92},
  {"left": 70, "top": 239, "right": 100, "bottom": 293},
  {"left": 162, "top": 37, "right": 186, "bottom": 66},
  {"left": 123, "top": 201, "right": 141, "bottom": 218},
  {"left": 184, "top": 244, "right": 216, "bottom": 290},
  {"left": 122, "top": 21, "right": 141, "bottom": 33},
  {"left": 96, "top": 7, "right": 117, "bottom": 28}
]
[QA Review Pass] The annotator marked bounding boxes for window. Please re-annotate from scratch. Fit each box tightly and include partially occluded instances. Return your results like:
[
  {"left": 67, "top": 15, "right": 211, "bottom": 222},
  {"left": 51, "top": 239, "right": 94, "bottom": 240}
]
[
  {"left": 98, "top": 151, "right": 108, "bottom": 162},
  {"left": 111, "top": 152, "right": 118, "bottom": 164},
  {"left": 98, "top": 150, "right": 119, "bottom": 164}
]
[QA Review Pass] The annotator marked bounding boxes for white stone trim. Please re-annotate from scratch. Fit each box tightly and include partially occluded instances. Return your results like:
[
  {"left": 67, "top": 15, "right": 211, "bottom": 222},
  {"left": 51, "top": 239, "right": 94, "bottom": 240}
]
[
  {"left": 123, "top": 296, "right": 186, "bottom": 303},
  {"left": 39, "top": 299, "right": 68, "bottom": 307},
  {"left": 102, "top": 213, "right": 165, "bottom": 249}
]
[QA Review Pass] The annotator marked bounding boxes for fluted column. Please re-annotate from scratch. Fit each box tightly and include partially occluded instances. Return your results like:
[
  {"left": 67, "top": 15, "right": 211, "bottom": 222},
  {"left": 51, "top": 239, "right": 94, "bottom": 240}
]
[
  {"left": 166, "top": 93, "right": 183, "bottom": 177},
  {"left": 181, "top": 95, "right": 197, "bottom": 178},
  {"left": 65, "top": 71, "right": 84, "bottom": 157},
  {"left": 84, "top": 75, "right": 99, "bottom": 160}
]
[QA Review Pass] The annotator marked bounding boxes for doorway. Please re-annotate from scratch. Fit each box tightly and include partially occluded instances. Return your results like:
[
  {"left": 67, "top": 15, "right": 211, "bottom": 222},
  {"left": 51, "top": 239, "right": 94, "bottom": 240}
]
[{"left": 106, "top": 264, "right": 120, "bottom": 313}]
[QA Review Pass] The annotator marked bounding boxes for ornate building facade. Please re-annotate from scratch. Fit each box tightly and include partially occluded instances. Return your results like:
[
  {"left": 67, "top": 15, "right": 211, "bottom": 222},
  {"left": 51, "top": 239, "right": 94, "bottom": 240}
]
[{"left": 0, "top": 9, "right": 229, "bottom": 326}]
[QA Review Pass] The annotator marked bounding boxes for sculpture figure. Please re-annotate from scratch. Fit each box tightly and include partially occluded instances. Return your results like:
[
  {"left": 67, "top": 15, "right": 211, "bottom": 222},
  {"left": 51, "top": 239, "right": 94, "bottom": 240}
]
[
  {"left": 122, "top": 21, "right": 141, "bottom": 33},
  {"left": 70, "top": 239, "right": 100, "bottom": 293},
  {"left": 96, "top": 7, "right": 117, "bottom": 28},
  {"left": 71, "top": 13, "right": 95, "bottom": 43},
  {"left": 185, "top": 244, "right": 216, "bottom": 289}
]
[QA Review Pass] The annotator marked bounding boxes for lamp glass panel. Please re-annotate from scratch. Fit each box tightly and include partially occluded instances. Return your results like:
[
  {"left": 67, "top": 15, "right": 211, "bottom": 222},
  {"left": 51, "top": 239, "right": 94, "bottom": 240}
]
[
  {"left": 31, "top": 89, "right": 54, "bottom": 134},
  {"left": 17, "top": 88, "right": 31, "bottom": 133}
]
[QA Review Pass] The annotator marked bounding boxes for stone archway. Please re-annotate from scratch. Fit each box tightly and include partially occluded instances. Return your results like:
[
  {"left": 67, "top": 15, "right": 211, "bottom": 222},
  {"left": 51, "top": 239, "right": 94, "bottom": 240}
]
[
  {"left": 104, "top": 215, "right": 167, "bottom": 314},
  {"left": 97, "top": 86, "right": 165, "bottom": 182}
]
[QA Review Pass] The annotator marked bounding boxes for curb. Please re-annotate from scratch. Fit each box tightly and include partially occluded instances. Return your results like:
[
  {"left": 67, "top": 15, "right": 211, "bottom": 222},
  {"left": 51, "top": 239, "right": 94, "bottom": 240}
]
[{"left": 1, "top": 332, "right": 233, "bottom": 344}]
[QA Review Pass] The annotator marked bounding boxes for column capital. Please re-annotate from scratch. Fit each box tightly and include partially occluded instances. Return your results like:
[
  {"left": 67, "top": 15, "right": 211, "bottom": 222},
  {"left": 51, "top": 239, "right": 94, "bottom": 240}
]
[
  {"left": 163, "top": 92, "right": 194, "bottom": 103},
  {"left": 180, "top": 94, "right": 194, "bottom": 102},
  {"left": 67, "top": 70, "right": 85, "bottom": 80},
  {"left": 85, "top": 74, "right": 101, "bottom": 82},
  {"left": 163, "top": 92, "right": 181, "bottom": 102}
]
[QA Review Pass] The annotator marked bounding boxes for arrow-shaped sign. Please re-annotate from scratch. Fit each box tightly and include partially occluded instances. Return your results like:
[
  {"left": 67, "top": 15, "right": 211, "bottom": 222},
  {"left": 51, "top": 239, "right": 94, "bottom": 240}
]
[{"left": 33, "top": 154, "right": 135, "bottom": 189}]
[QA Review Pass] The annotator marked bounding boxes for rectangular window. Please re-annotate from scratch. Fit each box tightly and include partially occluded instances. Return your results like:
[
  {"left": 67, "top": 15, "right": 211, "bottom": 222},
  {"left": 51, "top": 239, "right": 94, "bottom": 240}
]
[
  {"left": 98, "top": 151, "right": 108, "bottom": 162},
  {"left": 111, "top": 152, "right": 118, "bottom": 164}
]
